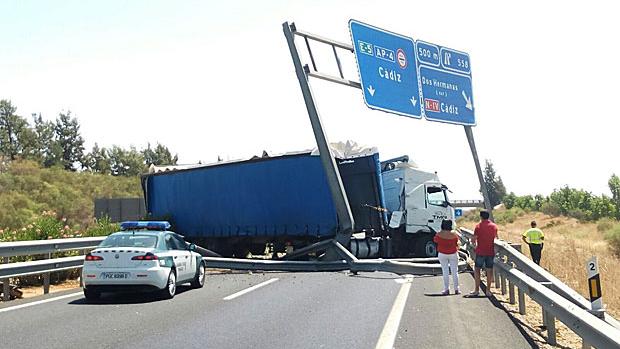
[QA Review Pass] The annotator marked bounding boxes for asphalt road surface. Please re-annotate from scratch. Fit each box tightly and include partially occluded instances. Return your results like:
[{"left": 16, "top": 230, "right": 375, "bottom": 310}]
[{"left": 0, "top": 271, "right": 533, "bottom": 349}]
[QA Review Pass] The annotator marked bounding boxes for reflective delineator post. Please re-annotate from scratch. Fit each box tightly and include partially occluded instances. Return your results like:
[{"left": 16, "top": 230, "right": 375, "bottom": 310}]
[{"left": 586, "top": 256, "right": 604, "bottom": 316}]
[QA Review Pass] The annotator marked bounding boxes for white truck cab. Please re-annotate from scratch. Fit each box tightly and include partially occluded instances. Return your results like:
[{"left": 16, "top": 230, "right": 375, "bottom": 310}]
[{"left": 382, "top": 157, "right": 455, "bottom": 257}]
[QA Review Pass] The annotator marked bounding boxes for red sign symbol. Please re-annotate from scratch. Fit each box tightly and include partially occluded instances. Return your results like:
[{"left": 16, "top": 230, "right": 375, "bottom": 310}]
[{"left": 396, "top": 48, "right": 407, "bottom": 69}]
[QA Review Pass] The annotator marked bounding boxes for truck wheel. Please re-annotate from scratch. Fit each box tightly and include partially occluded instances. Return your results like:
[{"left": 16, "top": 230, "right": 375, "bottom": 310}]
[
  {"left": 424, "top": 239, "right": 438, "bottom": 257},
  {"left": 190, "top": 262, "right": 206, "bottom": 288},
  {"left": 416, "top": 235, "right": 437, "bottom": 257}
]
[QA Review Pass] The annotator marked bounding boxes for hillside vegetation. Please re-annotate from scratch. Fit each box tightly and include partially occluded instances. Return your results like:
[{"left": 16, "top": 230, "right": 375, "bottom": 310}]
[
  {"left": 0, "top": 160, "right": 142, "bottom": 231},
  {"left": 459, "top": 208, "right": 620, "bottom": 318}
]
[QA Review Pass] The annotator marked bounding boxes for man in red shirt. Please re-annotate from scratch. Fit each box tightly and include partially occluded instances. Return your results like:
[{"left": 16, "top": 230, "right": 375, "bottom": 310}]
[{"left": 469, "top": 210, "right": 498, "bottom": 297}]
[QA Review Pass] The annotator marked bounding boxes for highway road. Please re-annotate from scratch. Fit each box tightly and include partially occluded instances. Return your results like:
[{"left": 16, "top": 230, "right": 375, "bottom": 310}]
[{"left": 0, "top": 271, "right": 533, "bottom": 349}]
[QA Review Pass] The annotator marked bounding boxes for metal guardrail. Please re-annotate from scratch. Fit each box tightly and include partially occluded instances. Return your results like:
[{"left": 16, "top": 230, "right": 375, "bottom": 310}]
[
  {"left": 0, "top": 256, "right": 85, "bottom": 279},
  {"left": 0, "top": 237, "right": 104, "bottom": 301},
  {"left": 0, "top": 237, "right": 105, "bottom": 258},
  {"left": 459, "top": 227, "right": 620, "bottom": 347}
]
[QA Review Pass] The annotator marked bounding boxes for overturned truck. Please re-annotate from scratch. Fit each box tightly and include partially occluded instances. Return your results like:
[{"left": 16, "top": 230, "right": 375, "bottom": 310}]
[{"left": 141, "top": 148, "right": 454, "bottom": 258}]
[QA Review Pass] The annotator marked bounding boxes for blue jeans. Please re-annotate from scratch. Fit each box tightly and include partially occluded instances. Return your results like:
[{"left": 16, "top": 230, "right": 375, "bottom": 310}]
[{"left": 475, "top": 255, "right": 494, "bottom": 269}]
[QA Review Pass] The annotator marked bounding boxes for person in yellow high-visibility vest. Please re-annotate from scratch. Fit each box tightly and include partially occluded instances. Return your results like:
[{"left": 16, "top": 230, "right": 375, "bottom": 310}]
[{"left": 522, "top": 221, "right": 544, "bottom": 265}]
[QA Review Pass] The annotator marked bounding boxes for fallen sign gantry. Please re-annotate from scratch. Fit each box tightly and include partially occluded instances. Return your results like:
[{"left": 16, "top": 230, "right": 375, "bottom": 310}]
[{"left": 203, "top": 240, "right": 469, "bottom": 276}]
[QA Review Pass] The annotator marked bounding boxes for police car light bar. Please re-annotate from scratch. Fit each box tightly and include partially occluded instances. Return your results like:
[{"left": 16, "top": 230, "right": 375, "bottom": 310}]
[{"left": 120, "top": 221, "right": 171, "bottom": 231}]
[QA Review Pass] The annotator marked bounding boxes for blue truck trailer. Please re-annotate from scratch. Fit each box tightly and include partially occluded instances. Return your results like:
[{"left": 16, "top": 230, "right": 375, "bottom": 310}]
[
  {"left": 142, "top": 151, "right": 387, "bottom": 257},
  {"left": 142, "top": 150, "right": 454, "bottom": 258}
]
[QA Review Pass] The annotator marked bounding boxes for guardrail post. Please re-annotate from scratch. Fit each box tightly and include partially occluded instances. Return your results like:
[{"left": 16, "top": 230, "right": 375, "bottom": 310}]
[
  {"left": 541, "top": 282, "right": 557, "bottom": 345},
  {"left": 494, "top": 267, "right": 501, "bottom": 289},
  {"left": 2, "top": 256, "right": 9, "bottom": 301},
  {"left": 500, "top": 273, "right": 507, "bottom": 295},
  {"left": 543, "top": 308, "right": 557, "bottom": 345},
  {"left": 518, "top": 287, "right": 526, "bottom": 315},
  {"left": 43, "top": 252, "right": 51, "bottom": 294},
  {"left": 508, "top": 279, "right": 515, "bottom": 304}
]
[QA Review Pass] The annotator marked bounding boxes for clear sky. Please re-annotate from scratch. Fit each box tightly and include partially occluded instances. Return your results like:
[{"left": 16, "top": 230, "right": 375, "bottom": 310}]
[{"left": 1, "top": 0, "right": 618, "bottom": 200}]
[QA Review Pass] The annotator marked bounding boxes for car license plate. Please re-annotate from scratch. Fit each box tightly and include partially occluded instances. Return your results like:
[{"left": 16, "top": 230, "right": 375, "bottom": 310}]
[{"left": 101, "top": 272, "right": 129, "bottom": 279}]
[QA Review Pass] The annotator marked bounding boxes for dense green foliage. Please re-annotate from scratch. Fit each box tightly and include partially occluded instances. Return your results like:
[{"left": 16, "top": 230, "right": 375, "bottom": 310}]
[
  {"left": 0, "top": 160, "right": 142, "bottom": 230},
  {"left": 502, "top": 175, "right": 620, "bottom": 222}
]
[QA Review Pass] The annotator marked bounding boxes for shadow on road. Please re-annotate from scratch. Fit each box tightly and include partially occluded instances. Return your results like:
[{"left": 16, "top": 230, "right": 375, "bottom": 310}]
[
  {"left": 67, "top": 285, "right": 193, "bottom": 305},
  {"left": 424, "top": 292, "right": 462, "bottom": 297}
]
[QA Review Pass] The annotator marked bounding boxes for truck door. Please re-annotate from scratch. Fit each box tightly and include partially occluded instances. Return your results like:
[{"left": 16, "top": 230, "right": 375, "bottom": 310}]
[{"left": 425, "top": 185, "right": 451, "bottom": 232}]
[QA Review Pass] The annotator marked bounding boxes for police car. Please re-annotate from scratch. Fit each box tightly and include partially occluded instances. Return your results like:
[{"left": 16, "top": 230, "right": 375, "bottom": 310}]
[{"left": 82, "top": 221, "right": 206, "bottom": 300}]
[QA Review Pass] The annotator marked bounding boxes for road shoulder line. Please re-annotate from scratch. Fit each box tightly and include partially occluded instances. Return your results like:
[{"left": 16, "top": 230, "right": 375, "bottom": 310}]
[{"left": 0, "top": 291, "right": 83, "bottom": 314}]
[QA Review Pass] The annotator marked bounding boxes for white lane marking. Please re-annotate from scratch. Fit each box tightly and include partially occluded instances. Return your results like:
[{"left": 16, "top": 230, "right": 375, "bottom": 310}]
[
  {"left": 375, "top": 276, "right": 413, "bottom": 349},
  {"left": 223, "top": 278, "right": 279, "bottom": 301},
  {"left": 0, "top": 291, "right": 83, "bottom": 314}
]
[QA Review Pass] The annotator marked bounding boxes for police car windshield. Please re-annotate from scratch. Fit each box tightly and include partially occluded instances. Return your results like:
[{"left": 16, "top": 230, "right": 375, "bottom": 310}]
[{"left": 99, "top": 234, "right": 158, "bottom": 248}]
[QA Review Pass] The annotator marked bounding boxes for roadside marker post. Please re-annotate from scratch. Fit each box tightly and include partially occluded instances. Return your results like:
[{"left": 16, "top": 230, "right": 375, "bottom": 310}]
[{"left": 586, "top": 256, "right": 605, "bottom": 318}]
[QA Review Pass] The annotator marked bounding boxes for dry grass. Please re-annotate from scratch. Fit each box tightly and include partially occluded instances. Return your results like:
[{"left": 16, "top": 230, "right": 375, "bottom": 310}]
[{"left": 462, "top": 210, "right": 619, "bottom": 319}]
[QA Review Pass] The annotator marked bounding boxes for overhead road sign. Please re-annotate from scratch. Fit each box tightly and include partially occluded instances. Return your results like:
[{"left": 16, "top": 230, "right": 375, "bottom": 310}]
[
  {"left": 349, "top": 20, "right": 422, "bottom": 119},
  {"left": 417, "top": 41, "right": 476, "bottom": 126}
]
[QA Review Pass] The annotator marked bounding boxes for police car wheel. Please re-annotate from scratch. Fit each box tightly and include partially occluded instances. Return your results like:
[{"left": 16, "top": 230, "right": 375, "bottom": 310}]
[
  {"left": 83, "top": 288, "right": 100, "bottom": 301},
  {"left": 191, "top": 262, "right": 206, "bottom": 288},
  {"left": 160, "top": 270, "right": 176, "bottom": 299}
]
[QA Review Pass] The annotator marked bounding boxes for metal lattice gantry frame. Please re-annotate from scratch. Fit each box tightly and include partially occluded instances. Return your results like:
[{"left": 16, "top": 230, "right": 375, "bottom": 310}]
[{"left": 282, "top": 21, "right": 494, "bottom": 223}]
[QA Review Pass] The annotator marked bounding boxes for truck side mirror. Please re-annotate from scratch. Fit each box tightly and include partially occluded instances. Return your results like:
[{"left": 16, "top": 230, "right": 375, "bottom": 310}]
[{"left": 188, "top": 243, "right": 196, "bottom": 251}]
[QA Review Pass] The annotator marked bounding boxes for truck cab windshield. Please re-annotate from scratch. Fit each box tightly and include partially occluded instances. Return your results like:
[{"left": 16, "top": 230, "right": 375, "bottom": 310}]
[{"left": 427, "top": 186, "right": 449, "bottom": 207}]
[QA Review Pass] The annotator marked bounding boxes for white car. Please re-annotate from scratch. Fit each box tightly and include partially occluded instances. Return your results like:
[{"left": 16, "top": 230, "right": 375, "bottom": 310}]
[{"left": 82, "top": 221, "right": 206, "bottom": 300}]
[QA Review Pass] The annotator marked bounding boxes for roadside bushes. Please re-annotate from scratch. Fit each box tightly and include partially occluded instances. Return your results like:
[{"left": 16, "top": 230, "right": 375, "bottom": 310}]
[
  {"left": 503, "top": 186, "right": 617, "bottom": 222},
  {"left": 0, "top": 212, "right": 118, "bottom": 286},
  {"left": 605, "top": 226, "right": 620, "bottom": 257},
  {"left": 0, "top": 160, "right": 141, "bottom": 230}
]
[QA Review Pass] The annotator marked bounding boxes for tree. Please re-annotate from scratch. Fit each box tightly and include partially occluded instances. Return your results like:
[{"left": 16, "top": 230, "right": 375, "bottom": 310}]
[
  {"left": 482, "top": 160, "right": 507, "bottom": 207},
  {"left": 54, "top": 111, "right": 85, "bottom": 171},
  {"left": 31, "top": 113, "right": 62, "bottom": 167},
  {"left": 108, "top": 145, "right": 146, "bottom": 176},
  {"left": 609, "top": 174, "right": 620, "bottom": 219},
  {"left": 142, "top": 143, "right": 178, "bottom": 166},
  {"left": 0, "top": 100, "right": 35, "bottom": 160},
  {"left": 84, "top": 143, "right": 111, "bottom": 174}
]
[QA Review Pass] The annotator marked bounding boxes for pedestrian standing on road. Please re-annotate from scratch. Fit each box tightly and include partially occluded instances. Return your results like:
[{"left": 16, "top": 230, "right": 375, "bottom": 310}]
[
  {"left": 434, "top": 220, "right": 460, "bottom": 295},
  {"left": 522, "top": 221, "right": 544, "bottom": 265},
  {"left": 467, "top": 210, "right": 498, "bottom": 297}
]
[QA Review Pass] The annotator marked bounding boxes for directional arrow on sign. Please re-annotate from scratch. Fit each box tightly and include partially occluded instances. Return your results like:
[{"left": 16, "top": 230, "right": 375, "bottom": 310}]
[
  {"left": 410, "top": 96, "right": 417, "bottom": 107},
  {"left": 367, "top": 85, "right": 375, "bottom": 96},
  {"left": 462, "top": 90, "right": 473, "bottom": 111}
]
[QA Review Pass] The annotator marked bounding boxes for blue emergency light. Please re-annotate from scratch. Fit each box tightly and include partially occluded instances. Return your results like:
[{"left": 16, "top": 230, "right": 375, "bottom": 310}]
[{"left": 120, "top": 221, "right": 171, "bottom": 231}]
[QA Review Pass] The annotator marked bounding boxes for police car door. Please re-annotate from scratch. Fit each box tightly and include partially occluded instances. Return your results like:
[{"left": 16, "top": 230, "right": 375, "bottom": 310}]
[
  {"left": 163, "top": 234, "right": 187, "bottom": 281},
  {"left": 171, "top": 234, "right": 192, "bottom": 281}
]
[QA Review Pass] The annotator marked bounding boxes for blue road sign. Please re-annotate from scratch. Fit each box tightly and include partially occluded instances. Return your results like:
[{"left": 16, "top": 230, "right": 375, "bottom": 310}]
[
  {"left": 349, "top": 20, "right": 422, "bottom": 118},
  {"left": 455, "top": 208, "right": 463, "bottom": 218},
  {"left": 417, "top": 42, "right": 475, "bottom": 126}
]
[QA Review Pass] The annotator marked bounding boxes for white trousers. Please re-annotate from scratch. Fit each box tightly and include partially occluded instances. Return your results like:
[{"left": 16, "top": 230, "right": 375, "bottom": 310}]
[{"left": 438, "top": 252, "right": 459, "bottom": 291}]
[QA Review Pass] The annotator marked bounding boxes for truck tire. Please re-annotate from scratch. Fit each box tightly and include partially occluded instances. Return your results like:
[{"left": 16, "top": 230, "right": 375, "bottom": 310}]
[{"left": 416, "top": 235, "right": 438, "bottom": 257}]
